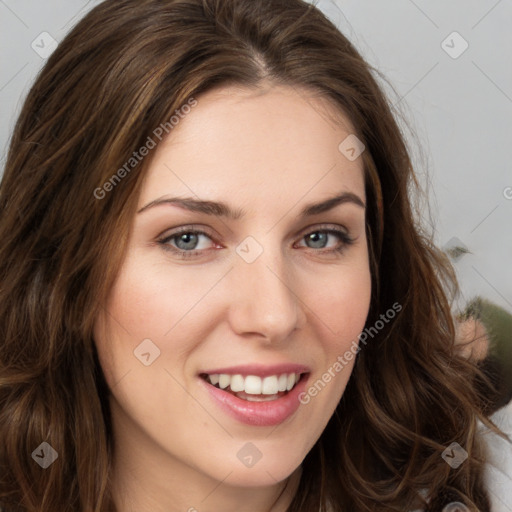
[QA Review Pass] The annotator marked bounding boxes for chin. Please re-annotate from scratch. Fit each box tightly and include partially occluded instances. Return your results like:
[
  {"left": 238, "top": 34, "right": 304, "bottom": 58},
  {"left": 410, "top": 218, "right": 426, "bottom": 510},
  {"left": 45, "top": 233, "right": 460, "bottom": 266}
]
[
  {"left": 190, "top": 445, "right": 303, "bottom": 488},
  {"left": 224, "top": 463, "right": 300, "bottom": 488}
]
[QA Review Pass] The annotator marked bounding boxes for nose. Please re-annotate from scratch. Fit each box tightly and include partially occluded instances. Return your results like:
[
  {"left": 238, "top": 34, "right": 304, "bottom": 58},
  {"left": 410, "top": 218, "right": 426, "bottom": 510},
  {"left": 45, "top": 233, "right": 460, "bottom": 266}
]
[{"left": 227, "top": 244, "right": 304, "bottom": 343}]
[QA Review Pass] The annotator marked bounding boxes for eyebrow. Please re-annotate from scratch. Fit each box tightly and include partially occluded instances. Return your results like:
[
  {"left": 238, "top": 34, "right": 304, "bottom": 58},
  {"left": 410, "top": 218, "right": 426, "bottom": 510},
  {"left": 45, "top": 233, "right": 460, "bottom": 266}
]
[{"left": 137, "top": 191, "right": 365, "bottom": 218}]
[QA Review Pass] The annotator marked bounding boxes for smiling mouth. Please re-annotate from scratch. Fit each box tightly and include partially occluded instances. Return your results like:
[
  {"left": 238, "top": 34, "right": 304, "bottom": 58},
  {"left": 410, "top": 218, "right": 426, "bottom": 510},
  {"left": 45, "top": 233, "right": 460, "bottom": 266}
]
[{"left": 200, "top": 372, "right": 306, "bottom": 402}]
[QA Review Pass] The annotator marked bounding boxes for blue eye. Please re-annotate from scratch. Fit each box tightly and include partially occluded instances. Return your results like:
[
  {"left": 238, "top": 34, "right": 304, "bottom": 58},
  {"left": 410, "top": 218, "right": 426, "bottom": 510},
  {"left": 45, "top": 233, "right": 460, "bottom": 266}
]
[
  {"left": 298, "top": 229, "right": 354, "bottom": 253},
  {"left": 304, "top": 231, "right": 330, "bottom": 249},
  {"left": 159, "top": 229, "right": 215, "bottom": 256},
  {"left": 173, "top": 232, "right": 201, "bottom": 251}
]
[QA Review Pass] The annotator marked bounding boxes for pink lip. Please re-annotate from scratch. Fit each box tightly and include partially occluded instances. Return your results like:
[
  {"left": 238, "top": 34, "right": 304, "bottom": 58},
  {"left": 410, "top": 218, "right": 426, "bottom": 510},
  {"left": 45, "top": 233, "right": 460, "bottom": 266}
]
[
  {"left": 199, "top": 363, "right": 310, "bottom": 377},
  {"left": 198, "top": 372, "right": 310, "bottom": 427}
]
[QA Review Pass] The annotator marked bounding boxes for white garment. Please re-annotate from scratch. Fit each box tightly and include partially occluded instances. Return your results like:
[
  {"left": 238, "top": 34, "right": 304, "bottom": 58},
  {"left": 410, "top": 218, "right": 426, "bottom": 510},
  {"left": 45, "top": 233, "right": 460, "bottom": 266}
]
[{"left": 483, "top": 400, "right": 512, "bottom": 511}]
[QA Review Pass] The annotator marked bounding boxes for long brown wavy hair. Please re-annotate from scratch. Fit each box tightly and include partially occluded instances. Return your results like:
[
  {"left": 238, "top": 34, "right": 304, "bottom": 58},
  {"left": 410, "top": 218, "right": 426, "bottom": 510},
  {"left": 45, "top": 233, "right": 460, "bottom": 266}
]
[{"left": 0, "top": 0, "right": 501, "bottom": 510}]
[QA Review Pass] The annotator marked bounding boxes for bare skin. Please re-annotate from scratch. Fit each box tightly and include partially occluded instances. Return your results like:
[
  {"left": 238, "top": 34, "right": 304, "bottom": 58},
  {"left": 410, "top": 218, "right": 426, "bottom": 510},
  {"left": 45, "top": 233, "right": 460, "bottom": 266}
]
[{"left": 455, "top": 317, "right": 490, "bottom": 361}]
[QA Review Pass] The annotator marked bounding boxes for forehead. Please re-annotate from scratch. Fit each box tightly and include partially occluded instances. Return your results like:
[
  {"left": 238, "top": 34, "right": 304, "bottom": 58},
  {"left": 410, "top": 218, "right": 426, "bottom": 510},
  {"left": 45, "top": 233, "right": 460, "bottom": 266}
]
[{"left": 139, "top": 84, "right": 365, "bottom": 212}]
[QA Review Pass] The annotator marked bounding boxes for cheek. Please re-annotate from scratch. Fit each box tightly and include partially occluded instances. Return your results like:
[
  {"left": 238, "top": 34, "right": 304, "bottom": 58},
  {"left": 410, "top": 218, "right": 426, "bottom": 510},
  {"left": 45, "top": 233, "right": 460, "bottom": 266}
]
[
  {"left": 92, "top": 258, "right": 213, "bottom": 434},
  {"left": 93, "top": 253, "right": 227, "bottom": 393},
  {"left": 308, "top": 261, "right": 372, "bottom": 341},
  {"left": 302, "top": 261, "right": 371, "bottom": 398},
  {"left": 294, "top": 264, "right": 371, "bottom": 454},
  {"left": 103, "top": 256, "right": 215, "bottom": 340}
]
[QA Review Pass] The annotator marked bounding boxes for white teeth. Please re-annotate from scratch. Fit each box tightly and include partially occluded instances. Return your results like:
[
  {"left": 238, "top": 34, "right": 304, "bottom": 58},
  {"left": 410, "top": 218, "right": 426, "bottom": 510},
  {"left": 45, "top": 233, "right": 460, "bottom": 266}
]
[
  {"left": 262, "top": 375, "right": 279, "bottom": 394},
  {"left": 244, "top": 375, "right": 262, "bottom": 394},
  {"left": 243, "top": 394, "right": 280, "bottom": 402},
  {"left": 277, "top": 374, "right": 288, "bottom": 392},
  {"left": 286, "top": 373, "right": 295, "bottom": 391},
  {"left": 230, "top": 374, "right": 244, "bottom": 392},
  {"left": 218, "top": 374, "right": 230, "bottom": 389},
  {"left": 206, "top": 372, "right": 302, "bottom": 395}
]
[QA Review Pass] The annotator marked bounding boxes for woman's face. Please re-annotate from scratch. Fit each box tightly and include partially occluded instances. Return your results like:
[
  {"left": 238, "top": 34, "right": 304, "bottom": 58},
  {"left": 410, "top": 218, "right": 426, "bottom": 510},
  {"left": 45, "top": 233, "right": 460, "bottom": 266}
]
[{"left": 94, "top": 84, "right": 371, "bottom": 490}]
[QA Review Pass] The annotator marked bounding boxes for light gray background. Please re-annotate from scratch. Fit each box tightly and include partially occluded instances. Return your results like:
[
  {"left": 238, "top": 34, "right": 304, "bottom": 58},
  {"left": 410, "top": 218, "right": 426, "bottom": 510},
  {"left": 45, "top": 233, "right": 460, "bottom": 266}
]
[{"left": 1, "top": 0, "right": 511, "bottom": 313}]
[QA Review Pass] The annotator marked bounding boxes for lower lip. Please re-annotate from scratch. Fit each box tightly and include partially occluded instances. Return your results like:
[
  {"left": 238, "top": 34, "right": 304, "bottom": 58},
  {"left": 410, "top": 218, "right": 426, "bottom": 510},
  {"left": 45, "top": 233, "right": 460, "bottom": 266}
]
[{"left": 199, "top": 375, "right": 309, "bottom": 427}]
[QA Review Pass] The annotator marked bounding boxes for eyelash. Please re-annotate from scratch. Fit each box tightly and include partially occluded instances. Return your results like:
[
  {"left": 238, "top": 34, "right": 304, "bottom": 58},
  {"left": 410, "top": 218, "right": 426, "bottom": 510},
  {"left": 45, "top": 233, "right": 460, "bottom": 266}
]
[{"left": 157, "top": 225, "right": 355, "bottom": 259}]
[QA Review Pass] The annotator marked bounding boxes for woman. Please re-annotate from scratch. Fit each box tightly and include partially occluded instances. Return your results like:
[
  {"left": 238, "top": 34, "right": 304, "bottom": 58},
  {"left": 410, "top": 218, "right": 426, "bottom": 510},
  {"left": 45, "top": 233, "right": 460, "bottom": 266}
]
[{"left": 0, "top": 0, "right": 508, "bottom": 510}]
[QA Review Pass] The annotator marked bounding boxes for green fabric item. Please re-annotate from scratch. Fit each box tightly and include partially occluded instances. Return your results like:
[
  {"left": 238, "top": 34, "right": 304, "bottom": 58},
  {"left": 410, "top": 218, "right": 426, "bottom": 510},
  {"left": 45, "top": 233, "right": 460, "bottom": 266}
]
[{"left": 462, "top": 297, "right": 512, "bottom": 407}]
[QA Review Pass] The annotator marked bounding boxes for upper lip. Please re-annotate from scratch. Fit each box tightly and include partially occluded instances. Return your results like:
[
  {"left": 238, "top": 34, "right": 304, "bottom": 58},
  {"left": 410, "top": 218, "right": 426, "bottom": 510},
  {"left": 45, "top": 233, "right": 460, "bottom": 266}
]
[{"left": 199, "top": 363, "right": 310, "bottom": 377}]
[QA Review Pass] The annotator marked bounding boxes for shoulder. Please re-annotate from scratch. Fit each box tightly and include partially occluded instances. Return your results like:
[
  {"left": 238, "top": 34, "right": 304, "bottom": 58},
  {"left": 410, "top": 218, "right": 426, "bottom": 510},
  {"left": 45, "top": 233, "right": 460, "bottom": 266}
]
[{"left": 481, "top": 400, "right": 512, "bottom": 511}]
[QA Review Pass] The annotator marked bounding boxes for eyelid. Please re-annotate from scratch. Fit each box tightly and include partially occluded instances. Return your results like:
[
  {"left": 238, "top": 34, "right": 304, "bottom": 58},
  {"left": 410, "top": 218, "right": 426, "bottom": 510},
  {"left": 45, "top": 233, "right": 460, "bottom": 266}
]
[
  {"left": 157, "top": 224, "right": 218, "bottom": 242},
  {"left": 294, "top": 222, "right": 350, "bottom": 239}
]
